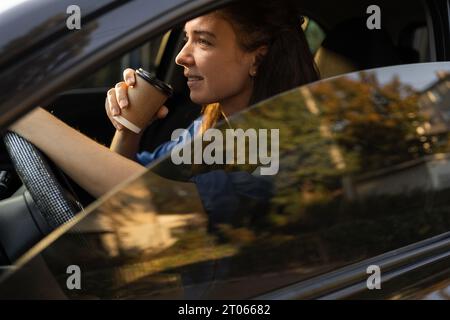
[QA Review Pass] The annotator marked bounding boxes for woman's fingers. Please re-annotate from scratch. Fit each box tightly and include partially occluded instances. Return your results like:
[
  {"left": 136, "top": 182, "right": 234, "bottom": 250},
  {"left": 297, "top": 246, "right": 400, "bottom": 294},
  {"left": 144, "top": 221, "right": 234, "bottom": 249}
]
[
  {"left": 112, "top": 119, "right": 124, "bottom": 131},
  {"left": 107, "top": 88, "right": 120, "bottom": 116},
  {"left": 107, "top": 70, "right": 166, "bottom": 132},
  {"left": 115, "top": 82, "right": 129, "bottom": 109},
  {"left": 106, "top": 89, "right": 124, "bottom": 130},
  {"left": 123, "top": 68, "right": 136, "bottom": 87}
]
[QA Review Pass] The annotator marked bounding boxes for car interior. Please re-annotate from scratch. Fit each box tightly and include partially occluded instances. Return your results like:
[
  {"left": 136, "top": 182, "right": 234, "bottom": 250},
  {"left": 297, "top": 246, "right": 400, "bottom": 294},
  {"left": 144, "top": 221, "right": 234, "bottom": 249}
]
[
  {"left": 0, "top": 0, "right": 439, "bottom": 265},
  {"left": 55, "top": 0, "right": 431, "bottom": 154}
]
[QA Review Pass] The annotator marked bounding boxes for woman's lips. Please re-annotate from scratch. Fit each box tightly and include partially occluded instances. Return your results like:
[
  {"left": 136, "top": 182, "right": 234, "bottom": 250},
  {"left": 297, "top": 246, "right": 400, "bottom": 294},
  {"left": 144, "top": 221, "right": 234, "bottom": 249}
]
[{"left": 187, "top": 77, "right": 204, "bottom": 89}]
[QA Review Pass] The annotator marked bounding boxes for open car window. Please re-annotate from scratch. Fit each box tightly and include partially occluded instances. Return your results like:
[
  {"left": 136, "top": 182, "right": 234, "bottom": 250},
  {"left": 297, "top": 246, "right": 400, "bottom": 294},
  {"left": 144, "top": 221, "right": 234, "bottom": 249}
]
[{"left": 1, "top": 62, "right": 449, "bottom": 299}]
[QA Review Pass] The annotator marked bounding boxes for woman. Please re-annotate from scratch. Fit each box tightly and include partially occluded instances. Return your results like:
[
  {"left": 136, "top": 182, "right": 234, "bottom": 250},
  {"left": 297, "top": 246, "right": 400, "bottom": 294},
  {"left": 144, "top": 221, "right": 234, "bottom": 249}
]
[{"left": 10, "top": 0, "right": 319, "bottom": 198}]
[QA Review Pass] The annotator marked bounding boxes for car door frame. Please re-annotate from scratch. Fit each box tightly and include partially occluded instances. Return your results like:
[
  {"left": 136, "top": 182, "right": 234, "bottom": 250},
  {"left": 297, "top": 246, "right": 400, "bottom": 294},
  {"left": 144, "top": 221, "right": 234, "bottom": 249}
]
[
  {"left": 255, "top": 231, "right": 450, "bottom": 299},
  {"left": 426, "top": 0, "right": 450, "bottom": 61}
]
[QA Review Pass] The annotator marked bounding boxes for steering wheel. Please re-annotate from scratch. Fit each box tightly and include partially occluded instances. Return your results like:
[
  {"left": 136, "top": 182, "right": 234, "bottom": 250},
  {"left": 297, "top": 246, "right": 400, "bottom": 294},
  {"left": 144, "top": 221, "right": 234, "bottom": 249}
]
[{"left": 3, "top": 131, "right": 83, "bottom": 230}]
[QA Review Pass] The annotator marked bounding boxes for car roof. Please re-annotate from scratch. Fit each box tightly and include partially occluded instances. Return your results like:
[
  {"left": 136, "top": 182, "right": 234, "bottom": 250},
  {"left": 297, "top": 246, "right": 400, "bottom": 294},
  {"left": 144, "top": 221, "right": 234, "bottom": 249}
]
[{"left": 0, "top": 0, "right": 120, "bottom": 67}]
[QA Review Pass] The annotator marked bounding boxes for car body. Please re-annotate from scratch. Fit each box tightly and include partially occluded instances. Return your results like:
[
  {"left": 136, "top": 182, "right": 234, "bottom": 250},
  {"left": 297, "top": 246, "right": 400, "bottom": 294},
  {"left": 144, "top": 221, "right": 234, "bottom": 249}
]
[{"left": 0, "top": 0, "right": 449, "bottom": 299}]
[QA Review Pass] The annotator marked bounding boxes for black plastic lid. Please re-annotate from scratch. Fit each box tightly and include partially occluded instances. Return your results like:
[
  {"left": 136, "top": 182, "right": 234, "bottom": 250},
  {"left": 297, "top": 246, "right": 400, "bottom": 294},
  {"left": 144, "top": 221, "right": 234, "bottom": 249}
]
[{"left": 135, "top": 68, "right": 173, "bottom": 97}]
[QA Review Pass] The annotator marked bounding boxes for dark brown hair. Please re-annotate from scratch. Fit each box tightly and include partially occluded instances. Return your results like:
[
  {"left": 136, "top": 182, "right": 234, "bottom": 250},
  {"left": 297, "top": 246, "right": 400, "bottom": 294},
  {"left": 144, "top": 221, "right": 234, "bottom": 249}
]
[{"left": 201, "top": 0, "right": 320, "bottom": 132}]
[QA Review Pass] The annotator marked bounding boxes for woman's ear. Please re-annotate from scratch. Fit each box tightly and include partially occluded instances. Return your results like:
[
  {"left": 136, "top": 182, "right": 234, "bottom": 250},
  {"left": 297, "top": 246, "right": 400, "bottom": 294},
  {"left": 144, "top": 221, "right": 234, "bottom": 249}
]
[{"left": 250, "top": 45, "right": 268, "bottom": 76}]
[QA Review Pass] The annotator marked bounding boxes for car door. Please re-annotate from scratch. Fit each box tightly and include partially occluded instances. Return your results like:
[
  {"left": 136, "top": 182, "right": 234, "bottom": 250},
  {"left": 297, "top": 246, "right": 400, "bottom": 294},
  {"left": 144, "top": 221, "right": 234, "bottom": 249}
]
[
  {"left": 1, "top": 0, "right": 449, "bottom": 299},
  {"left": 0, "top": 62, "right": 449, "bottom": 299}
]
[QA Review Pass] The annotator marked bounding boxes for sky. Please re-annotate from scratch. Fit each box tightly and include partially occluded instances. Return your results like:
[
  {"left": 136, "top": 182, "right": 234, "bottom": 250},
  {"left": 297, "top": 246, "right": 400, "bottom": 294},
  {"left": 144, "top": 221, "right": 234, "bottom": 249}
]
[
  {"left": 347, "top": 62, "right": 450, "bottom": 91},
  {"left": 0, "top": 0, "right": 28, "bottom": 13},
  {"left": 374, "top": 62, "right": 450, "bottom": 91}
]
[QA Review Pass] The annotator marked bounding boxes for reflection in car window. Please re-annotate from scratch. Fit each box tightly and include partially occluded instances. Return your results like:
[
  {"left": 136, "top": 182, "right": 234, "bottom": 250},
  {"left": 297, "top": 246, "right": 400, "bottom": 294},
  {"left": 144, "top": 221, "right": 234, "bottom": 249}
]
[{"left": 5, "top": 63, "right": 450, "bottom": 299}]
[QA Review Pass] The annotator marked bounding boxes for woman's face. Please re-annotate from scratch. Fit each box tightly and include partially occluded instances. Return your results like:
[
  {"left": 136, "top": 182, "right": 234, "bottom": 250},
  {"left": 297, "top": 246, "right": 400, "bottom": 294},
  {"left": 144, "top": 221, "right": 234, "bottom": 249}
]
[{"left": 175, "top": 13, "right": 258, "bottom": 106}]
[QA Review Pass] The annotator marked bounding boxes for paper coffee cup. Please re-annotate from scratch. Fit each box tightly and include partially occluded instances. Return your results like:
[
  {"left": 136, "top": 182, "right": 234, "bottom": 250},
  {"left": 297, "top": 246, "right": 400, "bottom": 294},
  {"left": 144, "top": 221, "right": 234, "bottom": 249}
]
[{"left": 113, "top": 68, "right": 173, "bottom": 134}]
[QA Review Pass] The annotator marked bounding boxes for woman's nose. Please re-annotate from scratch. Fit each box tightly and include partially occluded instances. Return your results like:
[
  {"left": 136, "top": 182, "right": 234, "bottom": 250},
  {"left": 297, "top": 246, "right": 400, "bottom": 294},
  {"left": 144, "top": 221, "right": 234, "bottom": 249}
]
[{"left": 175, "top": 44, "right": 194, "bottom": 67}]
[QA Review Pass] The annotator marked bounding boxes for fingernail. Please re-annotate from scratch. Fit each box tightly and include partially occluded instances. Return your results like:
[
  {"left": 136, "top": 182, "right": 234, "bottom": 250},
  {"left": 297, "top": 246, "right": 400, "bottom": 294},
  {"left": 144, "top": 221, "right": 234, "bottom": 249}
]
[
  {"left": 126, "top": 77, "right": 135, "bottom": 86},
  {"left": 112, "top": 107, "right": 119, "bottom": 116},
  {"left": 119, "top": 99, "right": 128, "bottom": 108}
]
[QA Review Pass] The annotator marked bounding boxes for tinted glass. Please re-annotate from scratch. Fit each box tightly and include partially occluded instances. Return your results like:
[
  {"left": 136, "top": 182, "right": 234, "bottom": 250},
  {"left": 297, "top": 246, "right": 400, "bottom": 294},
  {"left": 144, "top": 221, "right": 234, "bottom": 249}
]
[{"left": 1, "top": 63, "right": 450, "bottom": 299}]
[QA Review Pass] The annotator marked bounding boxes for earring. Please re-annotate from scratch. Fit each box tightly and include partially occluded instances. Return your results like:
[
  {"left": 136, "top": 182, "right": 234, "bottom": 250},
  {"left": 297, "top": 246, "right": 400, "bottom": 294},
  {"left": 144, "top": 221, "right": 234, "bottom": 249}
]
[{"left": 250, "top": 70, "right": 257, "bottom": 77}]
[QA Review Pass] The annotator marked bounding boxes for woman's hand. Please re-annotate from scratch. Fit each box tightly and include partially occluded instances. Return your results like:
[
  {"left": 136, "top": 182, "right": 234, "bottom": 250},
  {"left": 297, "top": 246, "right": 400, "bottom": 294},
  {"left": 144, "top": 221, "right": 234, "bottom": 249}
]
[{"left": 105, "top": 68, "right": 169, "bottom": 131}]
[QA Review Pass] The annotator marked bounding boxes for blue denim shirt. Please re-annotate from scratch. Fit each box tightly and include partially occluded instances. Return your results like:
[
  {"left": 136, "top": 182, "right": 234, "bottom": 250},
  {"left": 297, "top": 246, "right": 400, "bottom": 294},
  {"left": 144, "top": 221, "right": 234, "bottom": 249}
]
[
  {"left": 135, "top": 117, "right": 273, "bottom": 236},
  {"left": 135, "top": 117, "right": 203, "bottom": 167}
]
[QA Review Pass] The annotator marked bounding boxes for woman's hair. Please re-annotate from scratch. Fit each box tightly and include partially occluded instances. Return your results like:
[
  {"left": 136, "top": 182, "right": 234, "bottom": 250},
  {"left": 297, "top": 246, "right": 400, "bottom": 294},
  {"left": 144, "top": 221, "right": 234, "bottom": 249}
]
[{"left": 201, "top": 0, "right": 320, "bottom": 132}]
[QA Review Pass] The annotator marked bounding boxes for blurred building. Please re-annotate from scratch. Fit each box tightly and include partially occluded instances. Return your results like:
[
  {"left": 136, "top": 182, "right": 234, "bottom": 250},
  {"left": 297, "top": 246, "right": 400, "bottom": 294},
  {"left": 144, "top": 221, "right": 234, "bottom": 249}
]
[
  {"left": 346, "top": 153, "right": 450, "bottom": 198},
  {"left": 417, "top": 71, "right": 450, "bottom": 136}
]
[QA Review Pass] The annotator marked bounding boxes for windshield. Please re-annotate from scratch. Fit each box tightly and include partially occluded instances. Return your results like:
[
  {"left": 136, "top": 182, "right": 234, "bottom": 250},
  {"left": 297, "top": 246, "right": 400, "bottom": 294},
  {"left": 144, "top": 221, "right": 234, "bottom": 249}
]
[{"left": 1, "top": 62, "right": 450, "bottom": 299}]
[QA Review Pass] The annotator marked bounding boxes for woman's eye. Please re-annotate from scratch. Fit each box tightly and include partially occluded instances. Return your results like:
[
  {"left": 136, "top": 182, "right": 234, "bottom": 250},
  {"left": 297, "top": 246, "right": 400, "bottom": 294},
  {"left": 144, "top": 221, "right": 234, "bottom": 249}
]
[
  {"left": 181, "top": 36, "right": 211, "bottom": 47},
  {"left": 198, "top": 38, "right": 211, "bottom": 46}
]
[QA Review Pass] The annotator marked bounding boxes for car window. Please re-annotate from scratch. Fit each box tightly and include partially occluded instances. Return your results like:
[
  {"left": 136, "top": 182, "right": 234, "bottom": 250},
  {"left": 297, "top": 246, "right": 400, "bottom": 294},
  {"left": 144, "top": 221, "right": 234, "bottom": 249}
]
[
  {"left": 409, "top": 24, "right": 430, "bottom": 62},
  {"left": 302, "top": 17, "right": 326, "bottom": 55},
  {"left": 74, "top": 30, "right": 171, "bottom": 89},
  {"left": 5, "top": 62, "right": 449, "bottom": 299},
  {"left": 312, "top": 0, "right": 433, "bottom": 79}
]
